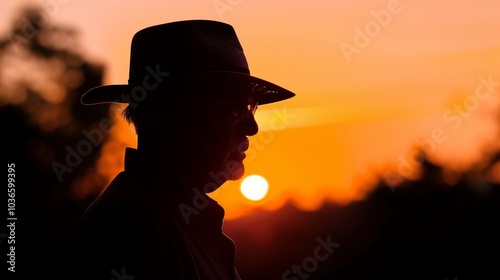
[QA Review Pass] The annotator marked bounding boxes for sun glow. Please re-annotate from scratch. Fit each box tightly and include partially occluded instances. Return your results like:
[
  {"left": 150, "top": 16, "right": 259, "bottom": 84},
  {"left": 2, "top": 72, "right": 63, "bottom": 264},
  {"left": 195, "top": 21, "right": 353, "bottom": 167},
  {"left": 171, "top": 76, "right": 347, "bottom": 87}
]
[{"left": 240, "top": 175, "right": 269, "bottom": 201}]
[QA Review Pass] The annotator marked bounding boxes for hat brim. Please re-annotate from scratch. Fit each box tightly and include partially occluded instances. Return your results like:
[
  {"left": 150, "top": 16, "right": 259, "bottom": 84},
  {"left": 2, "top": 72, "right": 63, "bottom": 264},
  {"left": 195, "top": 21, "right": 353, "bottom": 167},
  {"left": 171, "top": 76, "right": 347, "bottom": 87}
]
[{"left": 80, "top": 71, "right": 295, "bottom": 106}]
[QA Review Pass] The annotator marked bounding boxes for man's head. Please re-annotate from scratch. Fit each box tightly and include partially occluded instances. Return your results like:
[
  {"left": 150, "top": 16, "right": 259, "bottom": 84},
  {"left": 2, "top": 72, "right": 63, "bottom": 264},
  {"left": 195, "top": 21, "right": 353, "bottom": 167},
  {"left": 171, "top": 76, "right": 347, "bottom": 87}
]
[
  {"left": 80, "top": 20, "right": 295, "bottom": 190},
  {"left": 121, "top": 88, "right": 259, "bottom": 186}
]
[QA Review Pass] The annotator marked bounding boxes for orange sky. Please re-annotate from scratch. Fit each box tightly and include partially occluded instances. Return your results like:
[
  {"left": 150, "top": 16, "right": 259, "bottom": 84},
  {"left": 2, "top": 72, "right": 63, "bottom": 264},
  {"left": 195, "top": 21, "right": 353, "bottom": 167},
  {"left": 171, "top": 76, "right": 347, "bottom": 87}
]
[{"left": 2, "top": 0, "right": 500, "bottom": 219}]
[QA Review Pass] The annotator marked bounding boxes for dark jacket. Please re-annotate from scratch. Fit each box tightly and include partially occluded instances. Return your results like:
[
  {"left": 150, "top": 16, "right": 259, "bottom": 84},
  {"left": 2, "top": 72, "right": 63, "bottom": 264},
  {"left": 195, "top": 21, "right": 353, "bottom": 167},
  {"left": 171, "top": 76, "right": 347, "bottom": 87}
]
[{"left": 60, "top": 148, "right": 241, "bottom": 280}]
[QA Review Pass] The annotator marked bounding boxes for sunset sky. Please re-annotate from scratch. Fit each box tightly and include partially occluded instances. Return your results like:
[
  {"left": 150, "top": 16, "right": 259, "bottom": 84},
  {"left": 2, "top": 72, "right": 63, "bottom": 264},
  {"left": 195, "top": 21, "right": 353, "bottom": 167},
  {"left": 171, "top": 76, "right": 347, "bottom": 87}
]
[{"left": 2, "top": 0, "right": 500, "bottom": 219}]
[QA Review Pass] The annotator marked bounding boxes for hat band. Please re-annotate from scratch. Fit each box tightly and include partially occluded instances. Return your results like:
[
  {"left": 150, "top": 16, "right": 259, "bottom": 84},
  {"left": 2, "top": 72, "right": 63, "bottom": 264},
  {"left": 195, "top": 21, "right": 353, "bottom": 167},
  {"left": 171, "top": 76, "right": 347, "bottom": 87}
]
[{"left": 127, "top": 66, "right": 250, "bottom": 84}]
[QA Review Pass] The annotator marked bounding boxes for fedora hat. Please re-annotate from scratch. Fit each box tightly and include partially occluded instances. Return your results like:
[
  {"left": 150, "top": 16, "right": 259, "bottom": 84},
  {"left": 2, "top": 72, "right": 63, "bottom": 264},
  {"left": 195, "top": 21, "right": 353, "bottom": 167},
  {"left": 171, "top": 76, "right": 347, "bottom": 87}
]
[{"left": 81, "top": 20, "right": 295, "bottom": 106}]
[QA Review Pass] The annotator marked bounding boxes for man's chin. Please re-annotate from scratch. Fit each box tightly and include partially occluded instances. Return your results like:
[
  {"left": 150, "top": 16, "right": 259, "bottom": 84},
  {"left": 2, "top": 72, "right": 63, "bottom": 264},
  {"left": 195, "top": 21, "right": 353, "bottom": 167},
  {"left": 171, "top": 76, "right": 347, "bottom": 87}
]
[
  {"left": 228, "top": 161, "right": 245, "bottom": 181},
  {"left": 222, "top": 159, "right": 246, "bottom": 181},
  {"left": 228, "top": 165, "right": 245, "bottom": 181},
  {"left": 203, "top": 159, "right": 245, "bottom": 192}
]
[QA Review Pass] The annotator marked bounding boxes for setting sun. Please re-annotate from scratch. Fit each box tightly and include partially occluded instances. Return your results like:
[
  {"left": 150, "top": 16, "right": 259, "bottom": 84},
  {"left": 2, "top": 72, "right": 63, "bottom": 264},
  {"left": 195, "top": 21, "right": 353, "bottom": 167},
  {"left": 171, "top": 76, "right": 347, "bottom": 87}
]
[{"left": 240, "top": 175, "right": 269, "bottom": 201}]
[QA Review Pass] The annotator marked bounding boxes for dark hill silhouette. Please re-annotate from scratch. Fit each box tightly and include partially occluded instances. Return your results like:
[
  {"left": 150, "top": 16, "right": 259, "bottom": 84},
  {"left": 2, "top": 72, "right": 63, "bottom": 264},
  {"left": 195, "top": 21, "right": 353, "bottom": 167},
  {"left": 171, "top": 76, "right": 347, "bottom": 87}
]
[{"left": 225, "top": 156, "right": 500, "bottom": 280}]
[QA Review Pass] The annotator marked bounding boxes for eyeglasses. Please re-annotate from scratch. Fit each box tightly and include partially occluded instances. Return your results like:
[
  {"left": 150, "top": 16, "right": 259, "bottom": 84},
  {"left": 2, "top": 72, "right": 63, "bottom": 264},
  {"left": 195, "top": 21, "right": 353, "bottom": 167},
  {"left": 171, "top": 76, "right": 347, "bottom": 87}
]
[{"left": 228, "top": 96, "right": 258, "bottom": 124}]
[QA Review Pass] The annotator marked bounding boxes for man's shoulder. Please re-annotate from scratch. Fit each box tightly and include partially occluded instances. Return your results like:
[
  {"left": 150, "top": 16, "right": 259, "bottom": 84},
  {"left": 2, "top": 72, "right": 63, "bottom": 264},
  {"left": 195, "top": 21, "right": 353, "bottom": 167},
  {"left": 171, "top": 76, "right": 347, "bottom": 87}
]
[
  {"left": 62, "top": 173, "right": 194, "bottom": 280},
  {"left": 77, "top": 172, "right": 177, "bottom": 233},
  {"left": 86, "top": 172, "right": 148, "bottom": 214}
]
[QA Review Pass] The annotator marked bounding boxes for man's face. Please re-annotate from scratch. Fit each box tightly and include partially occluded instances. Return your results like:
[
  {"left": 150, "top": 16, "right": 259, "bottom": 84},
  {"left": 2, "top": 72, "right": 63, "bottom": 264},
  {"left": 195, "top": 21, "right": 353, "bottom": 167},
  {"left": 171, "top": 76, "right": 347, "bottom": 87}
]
[{"left": 169, "top": 94, "right": 258, "bottom": 191}]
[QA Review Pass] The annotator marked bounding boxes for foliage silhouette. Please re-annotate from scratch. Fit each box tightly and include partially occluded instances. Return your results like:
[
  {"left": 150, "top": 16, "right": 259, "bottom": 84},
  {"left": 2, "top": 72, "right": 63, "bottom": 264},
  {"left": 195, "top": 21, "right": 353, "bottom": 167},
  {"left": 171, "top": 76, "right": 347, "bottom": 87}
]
[{"left": 0, "top": 6, "right": 107, "bottom": 279}]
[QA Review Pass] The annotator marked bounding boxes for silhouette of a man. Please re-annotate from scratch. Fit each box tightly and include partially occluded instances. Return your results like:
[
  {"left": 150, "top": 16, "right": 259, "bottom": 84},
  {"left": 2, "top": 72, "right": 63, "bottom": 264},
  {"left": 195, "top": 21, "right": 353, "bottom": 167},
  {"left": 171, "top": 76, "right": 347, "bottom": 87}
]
[{"left": 62, "top": 20, "right": 295, "bottom": 280}]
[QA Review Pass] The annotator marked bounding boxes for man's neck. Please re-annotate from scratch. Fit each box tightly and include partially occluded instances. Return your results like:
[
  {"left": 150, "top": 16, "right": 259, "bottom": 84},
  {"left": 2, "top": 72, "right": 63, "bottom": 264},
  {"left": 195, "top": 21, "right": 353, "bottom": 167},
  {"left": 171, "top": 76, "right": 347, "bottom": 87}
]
[{"left": 131, "top": 147, "right": 223, "bottom": 198}]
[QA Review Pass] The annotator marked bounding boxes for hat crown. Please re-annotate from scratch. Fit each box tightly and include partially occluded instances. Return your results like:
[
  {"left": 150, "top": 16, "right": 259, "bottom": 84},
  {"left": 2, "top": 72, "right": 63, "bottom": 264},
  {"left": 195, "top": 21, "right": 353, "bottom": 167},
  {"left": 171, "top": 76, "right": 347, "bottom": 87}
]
[
  {"left": 80, "top": 20, "right": 295, "bottom": 106},
  {"left": 128, "top": 20, "right": 250, "bottom": 84}
]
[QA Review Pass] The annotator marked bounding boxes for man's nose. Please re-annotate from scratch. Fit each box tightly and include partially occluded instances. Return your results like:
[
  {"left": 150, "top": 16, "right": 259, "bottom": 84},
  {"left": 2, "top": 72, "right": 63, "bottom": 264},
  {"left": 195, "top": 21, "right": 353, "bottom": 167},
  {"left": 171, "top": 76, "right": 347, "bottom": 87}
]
[{"left": 242, "top": 114, "right": 259, "bottom": 136}]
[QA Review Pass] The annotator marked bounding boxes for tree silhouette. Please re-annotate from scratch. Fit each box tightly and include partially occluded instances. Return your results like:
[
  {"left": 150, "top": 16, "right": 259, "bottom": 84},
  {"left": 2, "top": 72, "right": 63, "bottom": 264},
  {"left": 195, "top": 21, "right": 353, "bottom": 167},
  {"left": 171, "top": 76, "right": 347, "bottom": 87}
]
[{"left": 0, "top": 6, "right": 109, "bottom": 278}]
